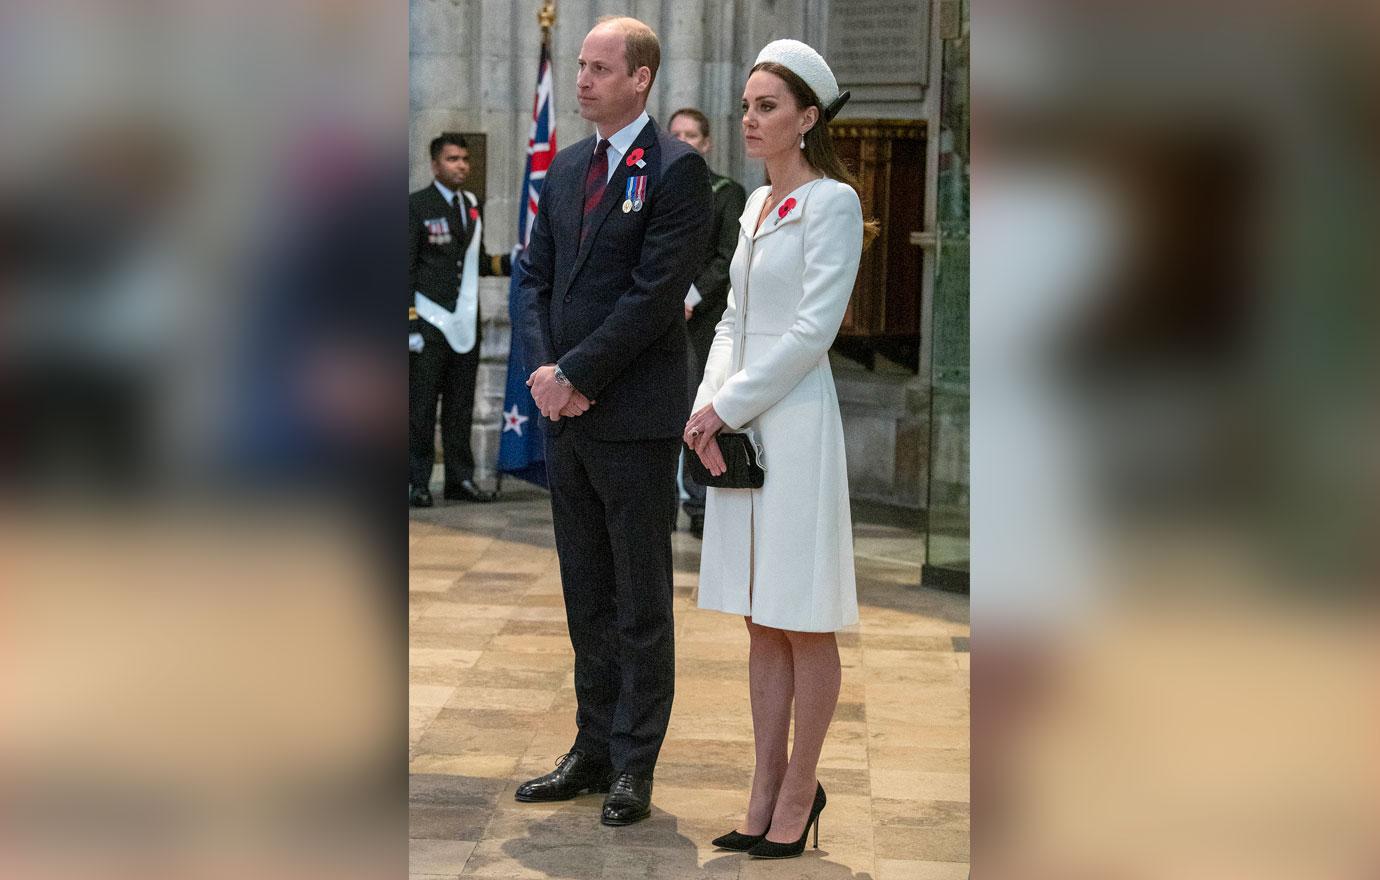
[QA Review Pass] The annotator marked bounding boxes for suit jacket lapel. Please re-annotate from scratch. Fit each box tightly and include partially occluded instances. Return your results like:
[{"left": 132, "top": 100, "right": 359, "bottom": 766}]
[{"left": 571, "top": 119, "right": 658, "bottom": 282}]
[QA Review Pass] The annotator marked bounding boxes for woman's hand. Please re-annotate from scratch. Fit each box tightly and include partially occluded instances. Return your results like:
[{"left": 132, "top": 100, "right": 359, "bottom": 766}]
[
  {"left": 683, "top": 404, "right": 728, "bottom": 476},
  {"left": 695, "top": 434, "right": 728, "bottom": 476}
]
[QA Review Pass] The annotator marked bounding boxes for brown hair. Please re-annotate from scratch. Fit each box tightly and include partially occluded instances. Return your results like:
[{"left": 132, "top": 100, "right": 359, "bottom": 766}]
[
  {"left": 752, "top": 61, "right": 880, "bottom": 247},
  {"left": 596, "top": 16, "right": 661, "bottom": 89},
  {"left": 669, "top": 107, "right": 710, "bottom": 139}
]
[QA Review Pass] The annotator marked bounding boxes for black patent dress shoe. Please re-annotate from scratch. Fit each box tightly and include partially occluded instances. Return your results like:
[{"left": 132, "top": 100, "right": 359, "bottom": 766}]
[
  {"left": 409, "top": 486, "right": 433, "bottom": 508},
  {"left": 600, "top": 772, "right": 653, "bottom": 826},
  {"left": 444, "top": 478, "right": 496, "bottom": 503},
  {"left": 514, "top": 751, "right": 615, "bottom": 803}
]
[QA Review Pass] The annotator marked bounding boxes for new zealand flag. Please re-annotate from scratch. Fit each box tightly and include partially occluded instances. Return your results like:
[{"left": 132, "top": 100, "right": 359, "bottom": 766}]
[{"left": 496, "top": 39, "right": 556, "bottom": 488}]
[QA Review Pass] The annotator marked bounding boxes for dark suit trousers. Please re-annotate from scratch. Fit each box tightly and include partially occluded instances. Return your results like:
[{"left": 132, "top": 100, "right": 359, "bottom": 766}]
[
  {"left": 408, "top": 320, "right": 479, "bottom": 490},
  {"left": 544, "top": 429, "right": 679, "bottom": 776}
]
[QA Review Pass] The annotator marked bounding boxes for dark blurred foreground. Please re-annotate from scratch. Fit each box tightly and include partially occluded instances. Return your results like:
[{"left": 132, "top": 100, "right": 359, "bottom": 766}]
[{"left": 973, "top": 1, "right": 1380, "bottom": 877}]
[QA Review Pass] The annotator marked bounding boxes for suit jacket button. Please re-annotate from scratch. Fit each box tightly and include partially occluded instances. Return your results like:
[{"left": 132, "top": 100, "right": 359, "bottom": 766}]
[{"left": 563, "top": 294, "right": 572, "bottom": 303}]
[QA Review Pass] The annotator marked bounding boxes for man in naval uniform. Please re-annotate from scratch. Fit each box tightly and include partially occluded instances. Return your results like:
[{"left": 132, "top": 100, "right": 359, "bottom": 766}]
[{"left": 409, "top": 133, "right": 511, "bottom": 507}]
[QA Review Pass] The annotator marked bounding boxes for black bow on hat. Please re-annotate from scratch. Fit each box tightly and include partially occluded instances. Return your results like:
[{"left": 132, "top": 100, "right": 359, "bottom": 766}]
[{"left": 823, "top": 90, "right": 851, "bottom": 122}]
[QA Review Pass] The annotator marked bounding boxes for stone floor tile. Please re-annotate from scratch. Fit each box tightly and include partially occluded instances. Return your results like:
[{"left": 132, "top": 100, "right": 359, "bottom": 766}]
[
  {"left": 412, "top": 574, "right": 462, "bottom": 593},
  {"left": 870, "top": 799, "right": 968, "bottom": 831},
  {"left": 473, "top": 650, "right": 574, "bottom": 672},
  {"left": 602, "top": 844, "right": 741, "bottom": 879},
  {"left": 445, "top": 686, "right": 557, "bottom": 713},
  {"left": 867, "top": 724, "right": 969, "bottom": 751},
  {"left": 860, "top": 649, "right": 960, "bottom": 671},
  {"left": 413, "top": 722, "right": 536, "bottom": 758},
  {"left": 872, "top": 826, "right": 968, "bottom": 863},
  {"left": 411, "top": 703, "right": 447, "bottom": 744},
  {"left": 433, "top": 708, "right": 545, "bottom": 730},
  {"left": 413, "top": 685, "right": 458, "bottom": 708},
  {"left": 488, "top": 633, "right": 578, "bottom": 654},
  {"left": 654, "top": 737, "right": 755, "bottom": 767},
  {"left": 461, "top": 836, "right": 608, "bottom": 879},
  {"left": 876, "top": 859, "right": 969, "bottom": 880},
  {"left": 867, "top": 748, "right": 968, "bottom": 774},
  {"left": 443, "top": 666, "right": 566, "bottom": 691},
  {"left": 410, "top": 839, "right": 478, "bottom": 874},
  {"left": 410, "top": 632, "right": 500, "bottom": 654},
  {"left": 737, "top": 847, "right": 876, "bottom": 879},
  {"left": 861, "top": 664, "right": 965, "bottom": 687},
  {"left": 411, "top": 753, "right": 521, "bottom": 779},
  {"left": 867, "top": 772, "right": 968, "bottom": 804},
  {"left": 410, "top": 648, "right": 484, "bottom": 673},
  {"left": 410, "top": 805, "right": 493, "bottom": 841}
]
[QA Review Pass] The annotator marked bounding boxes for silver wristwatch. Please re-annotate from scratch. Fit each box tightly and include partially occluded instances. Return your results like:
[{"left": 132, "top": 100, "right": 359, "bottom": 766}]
[{"left": 553, "top": 366, "right": 572, "bottom": 388}]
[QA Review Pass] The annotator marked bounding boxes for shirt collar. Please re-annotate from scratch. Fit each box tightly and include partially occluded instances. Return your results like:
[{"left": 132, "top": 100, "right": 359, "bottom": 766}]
[
  {"left": 433, "top": 179, "right": 460, "bottom": 206},
  {"left": 596, "top": 110, "right": 650, "bottom": 164}
]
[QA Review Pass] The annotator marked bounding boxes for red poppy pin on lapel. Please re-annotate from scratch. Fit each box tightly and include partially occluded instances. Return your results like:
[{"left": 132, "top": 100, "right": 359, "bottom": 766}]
[
  {"left": 625, "top": 148, "right": 646, "bottom": 169},
  {"left": 468, "top": 207, "right": 479, "bottom": 221},
  {"left": 778, "top": 197, "right": 797, "bottom": 220}
]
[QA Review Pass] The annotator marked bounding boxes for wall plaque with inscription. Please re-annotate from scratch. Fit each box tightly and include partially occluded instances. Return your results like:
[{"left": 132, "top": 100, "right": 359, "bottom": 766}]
[{"left": 827, "top": 0, "right": 929, "bottom": 85}]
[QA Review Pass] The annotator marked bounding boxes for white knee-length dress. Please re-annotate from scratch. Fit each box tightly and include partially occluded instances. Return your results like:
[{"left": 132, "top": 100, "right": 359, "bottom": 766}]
[{"left": 693, "top": 177, "right": 862, "bottom": 632}]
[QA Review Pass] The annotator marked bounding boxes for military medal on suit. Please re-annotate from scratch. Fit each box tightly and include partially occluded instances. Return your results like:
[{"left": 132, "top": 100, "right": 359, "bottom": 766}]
[{"left": 621, "top": 174, "right": 647, "bottom": 214}]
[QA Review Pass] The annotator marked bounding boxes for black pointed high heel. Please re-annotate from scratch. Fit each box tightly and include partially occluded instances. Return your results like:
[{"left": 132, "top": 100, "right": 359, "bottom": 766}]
[
  {"left": 710, "top": 829, "right": 766, "bottom": 851},
  {"left": 746, "top": 783, "right": 826, "bottom": 859}
]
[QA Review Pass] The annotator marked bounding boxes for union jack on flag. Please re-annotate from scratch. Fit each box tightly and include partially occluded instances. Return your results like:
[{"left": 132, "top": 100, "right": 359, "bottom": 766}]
[{"left": 518, "top": 40, "right": 556, "bottom": 249}]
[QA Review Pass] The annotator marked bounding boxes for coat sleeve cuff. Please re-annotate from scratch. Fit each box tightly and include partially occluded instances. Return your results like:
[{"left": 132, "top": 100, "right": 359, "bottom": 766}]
[{"left": 710, "top": 388, "right": 751, "bottom": 431}]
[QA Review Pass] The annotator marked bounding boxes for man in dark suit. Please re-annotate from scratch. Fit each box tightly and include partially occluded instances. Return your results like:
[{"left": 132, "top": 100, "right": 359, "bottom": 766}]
[
  {"left": 512, "top": 16, "right": 712, "bottom": 826},
  {"left": 667, "top": 107, "right": 748, "bottom": 538},
  {"left": 409, "top": 133, "right": 511, "bottom": 507}
]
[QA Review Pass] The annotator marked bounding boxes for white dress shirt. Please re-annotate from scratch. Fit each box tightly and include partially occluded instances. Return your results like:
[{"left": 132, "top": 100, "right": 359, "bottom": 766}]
[{"left": 594, "top": 110, "right": 650, "bottom": 184}]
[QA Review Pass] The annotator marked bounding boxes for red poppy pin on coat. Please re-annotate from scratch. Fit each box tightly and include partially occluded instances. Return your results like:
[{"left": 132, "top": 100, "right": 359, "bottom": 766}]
[
  {"left": 468, "top": 207, "right": 479, "bottom": 221},
  {"left": 778, "top": 197, "right": 797, "bottom": 220},
  {"left": 625, "top": 148, "right": 646, "bottom": 169}
]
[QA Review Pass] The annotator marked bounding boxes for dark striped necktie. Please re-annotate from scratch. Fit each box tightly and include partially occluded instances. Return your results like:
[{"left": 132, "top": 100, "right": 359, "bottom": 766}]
[{"left": 581, "top": 139, "right": 610, "bottom": 239}]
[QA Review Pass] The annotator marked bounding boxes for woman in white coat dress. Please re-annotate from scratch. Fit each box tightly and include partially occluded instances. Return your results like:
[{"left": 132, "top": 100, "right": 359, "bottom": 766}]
[{"left": 682, "top": 39, "right": 876, "bottom": 860}]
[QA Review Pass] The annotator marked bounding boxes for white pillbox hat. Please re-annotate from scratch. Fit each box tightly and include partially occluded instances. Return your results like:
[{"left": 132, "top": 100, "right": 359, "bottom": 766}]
[{"left": 754, "top": 39, "right": 839, "bottom": 107}]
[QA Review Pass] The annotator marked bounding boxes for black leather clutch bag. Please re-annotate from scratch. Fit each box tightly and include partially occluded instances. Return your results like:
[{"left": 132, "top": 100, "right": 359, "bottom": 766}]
[{"left": 683, "top": 432, "right": 765, "bottom": 489}]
